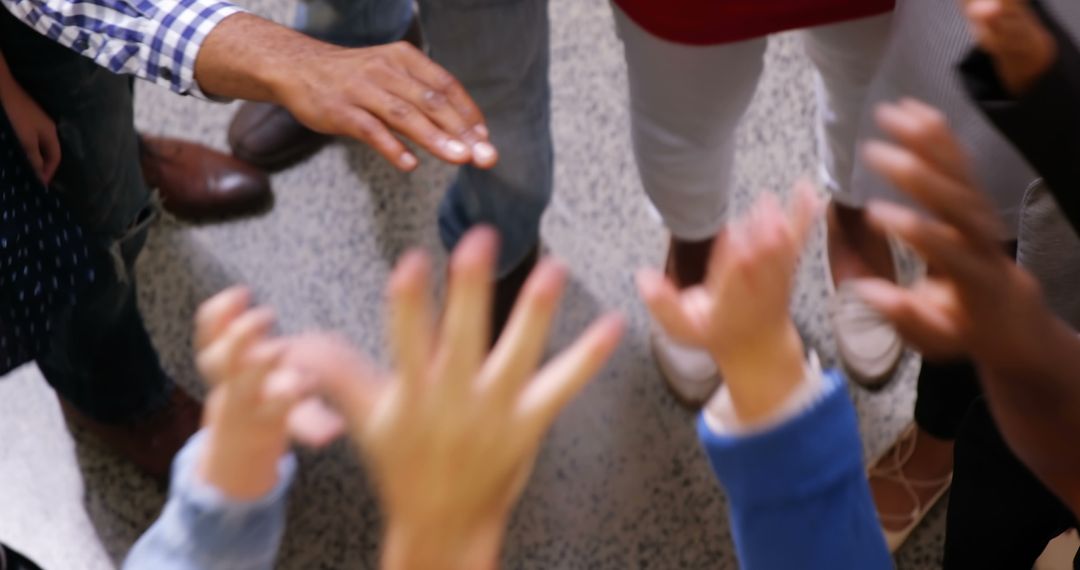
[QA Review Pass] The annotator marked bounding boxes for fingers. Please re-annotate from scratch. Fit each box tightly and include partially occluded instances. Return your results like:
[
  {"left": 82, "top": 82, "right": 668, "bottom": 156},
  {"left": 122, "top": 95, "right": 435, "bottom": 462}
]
[
  {"left": 789, "top": 179, "right": 823, "bottom": 245},
  {"left": 239, "top": 339, "right": 288, "bottom": 395},
  {"left": 481, "top": 257, "right": 568, "bottom": 399},
  {"left": 390, "top": 43, "right": 494, "bottom": 168},
  {"left": 387, "top": 249, "right": 435, "bottom": 392},
  {"left": 864, "top": 201, "right": 988, "bottom": 285},
  {"left": 635, "top": 268, "right": 703, "bottom": 344},
  {"left": 38, "top": 126, "right": 61, "bottom": 184},
  {"left": 338, "top": 107, "right": 419, "bottom": 172},
  {"left": 354, "top": 86, "right": 472, "bottom": 166},
  {"left": 863, "top": 138, "right": 1004, "bottom": 248},
  {"left": 194, "top": 286, "right": 252, "bottom": 352},
  {"left": 261, "top": 368, "right": 318, "bottom": 420},
  {"left": 852, "top": 278, "right": 966, "bottom": 358},
  {"left": 432, "top": 227, "right": 498, "bottom": 394},
  {"left": 520, "top": 313, "right": 625, "bottom": 433},
  {"left": 875, "top": 100, "right": 973, "bottom": 185},
  {"left": 287, "top": 397, "right": 347, "bottom": 448},
  {"left": 197, "top": 305, "right": 276, "bottom": 386},
  {"left": 285, "top": 334, "right": 381, "bottom": 421}
]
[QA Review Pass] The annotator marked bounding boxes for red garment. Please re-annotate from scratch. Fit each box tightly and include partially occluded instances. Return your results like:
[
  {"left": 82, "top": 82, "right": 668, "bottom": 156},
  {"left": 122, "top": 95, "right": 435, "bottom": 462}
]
[{"left": 613, "top": 0, "right": 895, "bottom": 45}]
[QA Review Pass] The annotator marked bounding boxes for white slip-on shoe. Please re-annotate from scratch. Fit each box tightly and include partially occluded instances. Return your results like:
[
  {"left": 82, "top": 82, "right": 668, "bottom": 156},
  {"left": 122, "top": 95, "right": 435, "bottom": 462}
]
[{"left": 651, "top": 329, "right": 722, "bottom": 409}]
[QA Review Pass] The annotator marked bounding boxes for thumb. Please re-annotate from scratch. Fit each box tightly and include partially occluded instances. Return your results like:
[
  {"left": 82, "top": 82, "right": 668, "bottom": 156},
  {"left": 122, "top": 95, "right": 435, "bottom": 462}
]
[{"left": 284, "top": 334, "right": 382, "bottom": 423}]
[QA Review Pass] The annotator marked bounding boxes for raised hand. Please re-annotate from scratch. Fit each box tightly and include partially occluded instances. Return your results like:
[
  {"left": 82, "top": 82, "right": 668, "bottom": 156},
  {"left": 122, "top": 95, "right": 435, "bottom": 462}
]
[
  {"left": 854, "top": 98, "right": 1052, "bottom": 371},
  {"left": 637, "top": 182, "right": 821, "bottom": 424},
  {"left": 285, "top": 228, "right": 624, "bottom": 570},
  {"left": 193, "top": 287, "right": 323, "bottom": 500},
  {"left": 963, "top": 0, "right": 1057, "bottom": 95}
]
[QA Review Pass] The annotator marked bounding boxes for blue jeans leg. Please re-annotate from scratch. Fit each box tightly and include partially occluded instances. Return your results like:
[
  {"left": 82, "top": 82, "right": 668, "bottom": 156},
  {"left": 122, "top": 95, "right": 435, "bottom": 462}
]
[
  {"left": 420, "top": 0, "right": 553, "bottom": 276},
  {"left": 0, "top": 11, "right": 172, "bottom": 422},
  {"left": 294, "top": 0, "right": 413, "bottom": 47}
]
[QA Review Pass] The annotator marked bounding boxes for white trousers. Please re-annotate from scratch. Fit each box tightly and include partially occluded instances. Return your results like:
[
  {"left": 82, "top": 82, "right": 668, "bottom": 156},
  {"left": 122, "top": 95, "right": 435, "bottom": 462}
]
[{"left": 613, "top": 6, "right": 892, "bottom": 240}]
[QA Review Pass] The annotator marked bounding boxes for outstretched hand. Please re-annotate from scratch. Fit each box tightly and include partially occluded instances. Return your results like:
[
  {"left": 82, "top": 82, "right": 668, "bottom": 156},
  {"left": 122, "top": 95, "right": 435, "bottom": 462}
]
[
  {"left": 195, "top": 14, "right": 498, "bottom": 172},
  {"left": 855, "top": 98, "right": 1053, "bottom": 372},
  {"left": 637, "top": 182, "right": 821, "bottom": 423},
  {"left": 0, "top": 54, "right": 60, "bottom": 184},
  {"left": 286, "top": 228, "right": 624, "bottom": 570},
  {"left": 194, "top": 287, "right": 336, "bottom": 500}
]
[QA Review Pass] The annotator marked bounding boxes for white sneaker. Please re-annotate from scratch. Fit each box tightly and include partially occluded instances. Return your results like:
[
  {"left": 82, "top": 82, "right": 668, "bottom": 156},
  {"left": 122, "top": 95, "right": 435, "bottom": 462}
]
[{"left": 650, "top": 330, "right": 722, "bottom": 409}]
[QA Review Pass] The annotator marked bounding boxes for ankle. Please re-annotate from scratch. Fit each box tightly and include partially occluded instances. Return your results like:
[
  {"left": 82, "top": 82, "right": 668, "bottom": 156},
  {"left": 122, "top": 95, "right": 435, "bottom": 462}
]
[{"left": 667, "top": 234, "right": 717, "bottom": 288}]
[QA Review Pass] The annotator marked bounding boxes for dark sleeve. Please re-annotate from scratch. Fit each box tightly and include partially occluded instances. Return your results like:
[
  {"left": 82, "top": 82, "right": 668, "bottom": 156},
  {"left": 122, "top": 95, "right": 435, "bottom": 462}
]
[{"left": 959, "top": 0, "right": 1080, "bottom": 237}]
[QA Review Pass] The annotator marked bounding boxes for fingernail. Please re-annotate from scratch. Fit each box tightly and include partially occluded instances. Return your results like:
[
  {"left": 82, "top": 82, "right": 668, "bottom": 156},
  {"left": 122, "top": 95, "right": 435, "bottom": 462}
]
[
  {"left": 472, "top": 141, "right": 496, "bottom": 164},
  {"left": 444, "top": 139, "right": 468, "bottom": 158},
  {"left": 400, "top": 152, "right": 418, "bottom": 170},
  {"left": 474, "top": 124, "right": 489, "bottom": 138}
]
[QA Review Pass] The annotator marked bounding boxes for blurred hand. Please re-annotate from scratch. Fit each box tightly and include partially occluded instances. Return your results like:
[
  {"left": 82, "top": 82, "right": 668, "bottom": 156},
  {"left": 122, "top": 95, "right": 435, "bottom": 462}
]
[
  {"left": 637, "top": 182, "right": 820, "bottom": 423},
  {"left": 963, "top": 0, "right": 1057, "bottom": 95},
  {"left": 0, "top": 63, "right": 61, "bottom": 184},
  {"left": 855, "top": 98, "right": 1054, "bottom": 371},
  {"left": 285, "top": 228, "right": 624, "bottom": 570},
  {"left": 193, "top": 287, "right": 326, "bottom": 500}
]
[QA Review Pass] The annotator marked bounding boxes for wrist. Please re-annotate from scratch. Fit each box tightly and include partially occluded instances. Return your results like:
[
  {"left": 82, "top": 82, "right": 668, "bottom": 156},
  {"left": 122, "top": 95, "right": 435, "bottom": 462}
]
[
  {"left": 253, "top": 29, "right": 338, "bottom": 106},
  {"left": 198, "top": 426, "right": 288, "bottom": 501},
  {"left": 709, "top": 322, "right": 807, "bottom": 425},
  {"left": 383, "top": 516, "right": 505, "bottom": 570}
]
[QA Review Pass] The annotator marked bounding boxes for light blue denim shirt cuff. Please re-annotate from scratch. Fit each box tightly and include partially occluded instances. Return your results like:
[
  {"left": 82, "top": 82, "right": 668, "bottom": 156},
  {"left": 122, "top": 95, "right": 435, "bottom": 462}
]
[
  {"left": 170, "top": 428, "right": 298, "bottom": 515},
  {"left": 124, "top": 429, "right": 297, "bottom": 569}
]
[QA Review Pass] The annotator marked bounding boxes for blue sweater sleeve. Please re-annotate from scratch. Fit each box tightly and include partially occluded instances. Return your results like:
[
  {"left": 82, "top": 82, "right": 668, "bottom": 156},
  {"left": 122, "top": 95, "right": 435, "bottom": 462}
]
[
  {"left": 697, "top": 370, "right": 891, "bottom": 570},
  {"left": 123, "top": 430, "right": 296, "bottom": 570}
]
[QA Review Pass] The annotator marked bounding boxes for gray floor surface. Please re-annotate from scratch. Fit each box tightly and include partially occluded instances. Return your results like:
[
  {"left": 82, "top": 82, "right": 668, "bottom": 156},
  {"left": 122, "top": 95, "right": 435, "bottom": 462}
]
[{"left": 0, "top": 1, "right": 949, "bottom": 568}]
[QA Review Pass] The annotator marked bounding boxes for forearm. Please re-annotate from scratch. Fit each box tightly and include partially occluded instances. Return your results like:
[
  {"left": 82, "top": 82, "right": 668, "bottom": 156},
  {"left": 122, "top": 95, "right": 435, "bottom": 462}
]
[
  {"left": 977, "top": 318, "right": 1080, "bottom": 516},
  {"left": 194, "top": 12, "right": 336, "bottom": 103}
]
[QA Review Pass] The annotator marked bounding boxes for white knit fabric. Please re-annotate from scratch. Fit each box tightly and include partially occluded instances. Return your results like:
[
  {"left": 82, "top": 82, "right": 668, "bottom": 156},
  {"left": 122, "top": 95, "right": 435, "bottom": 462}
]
[{"left": 844, "top": 0, "right": 1080, "bottom": 239}]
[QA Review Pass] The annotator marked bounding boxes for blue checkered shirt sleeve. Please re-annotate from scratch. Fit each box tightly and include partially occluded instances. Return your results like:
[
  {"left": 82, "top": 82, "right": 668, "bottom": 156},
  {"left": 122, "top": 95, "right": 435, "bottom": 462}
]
[{"left": 0, "top": 0, "right": 244, "bottom": 97}]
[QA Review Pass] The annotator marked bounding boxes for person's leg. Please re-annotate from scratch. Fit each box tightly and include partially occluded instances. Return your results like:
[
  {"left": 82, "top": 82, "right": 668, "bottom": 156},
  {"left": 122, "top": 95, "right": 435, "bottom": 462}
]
[
  {"left": 801, "top": 15, "right": 906, "bottom": 389},
  {"left": 228, "top": 0, "right": 416, "bottom": 170},
  {"left": 944, "top": 396, "right": 1077, "bottom": 568},
  {"left": 419, "top": 0, "right": 552, "bottom": 337},
  {"left": 802, "top": 14, "right": 898, "bottom": 285},
  {"left": 611, "top": 5, "right": 767, "bottom": 406},
  {"left": 294, "top": 0, "right": 413, "bottom": 47},
  {"left": 0, "top": 11, "right": 198, "bottom": 477}
]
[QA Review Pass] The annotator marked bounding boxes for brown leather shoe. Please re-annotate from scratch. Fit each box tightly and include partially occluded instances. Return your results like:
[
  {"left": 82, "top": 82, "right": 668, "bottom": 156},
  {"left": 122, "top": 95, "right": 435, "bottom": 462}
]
[
  {"left": 59, "top": 386, "right": 202, "bottom": 481},
  {"left": 139, "top": 135, "right": 272, "bottom": 222},
  {"left": 227, "top": 102, "right": 333, "bottom": 172},
  {"left": 492, "top": 244, "right": 540, "bottom": 346}
]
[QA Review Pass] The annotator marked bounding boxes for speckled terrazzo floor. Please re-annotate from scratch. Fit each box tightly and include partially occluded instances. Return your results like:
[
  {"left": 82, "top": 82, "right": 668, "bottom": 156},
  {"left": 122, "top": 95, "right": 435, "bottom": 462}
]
[{"left": 0, "top": 1, "right": 951, "bottom": 568}]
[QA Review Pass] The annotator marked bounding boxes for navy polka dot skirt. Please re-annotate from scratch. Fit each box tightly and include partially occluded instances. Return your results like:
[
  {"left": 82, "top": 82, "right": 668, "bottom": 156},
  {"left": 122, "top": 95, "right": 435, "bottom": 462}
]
[{"left": 0, "top": 108, "right": 96, "bottom": 374}]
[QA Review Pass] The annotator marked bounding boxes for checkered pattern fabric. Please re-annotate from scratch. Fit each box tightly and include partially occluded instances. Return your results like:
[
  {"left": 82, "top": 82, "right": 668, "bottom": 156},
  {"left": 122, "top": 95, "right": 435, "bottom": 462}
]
[{"left": 1, "top": 0, "right": 243, "bottom": 97}]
